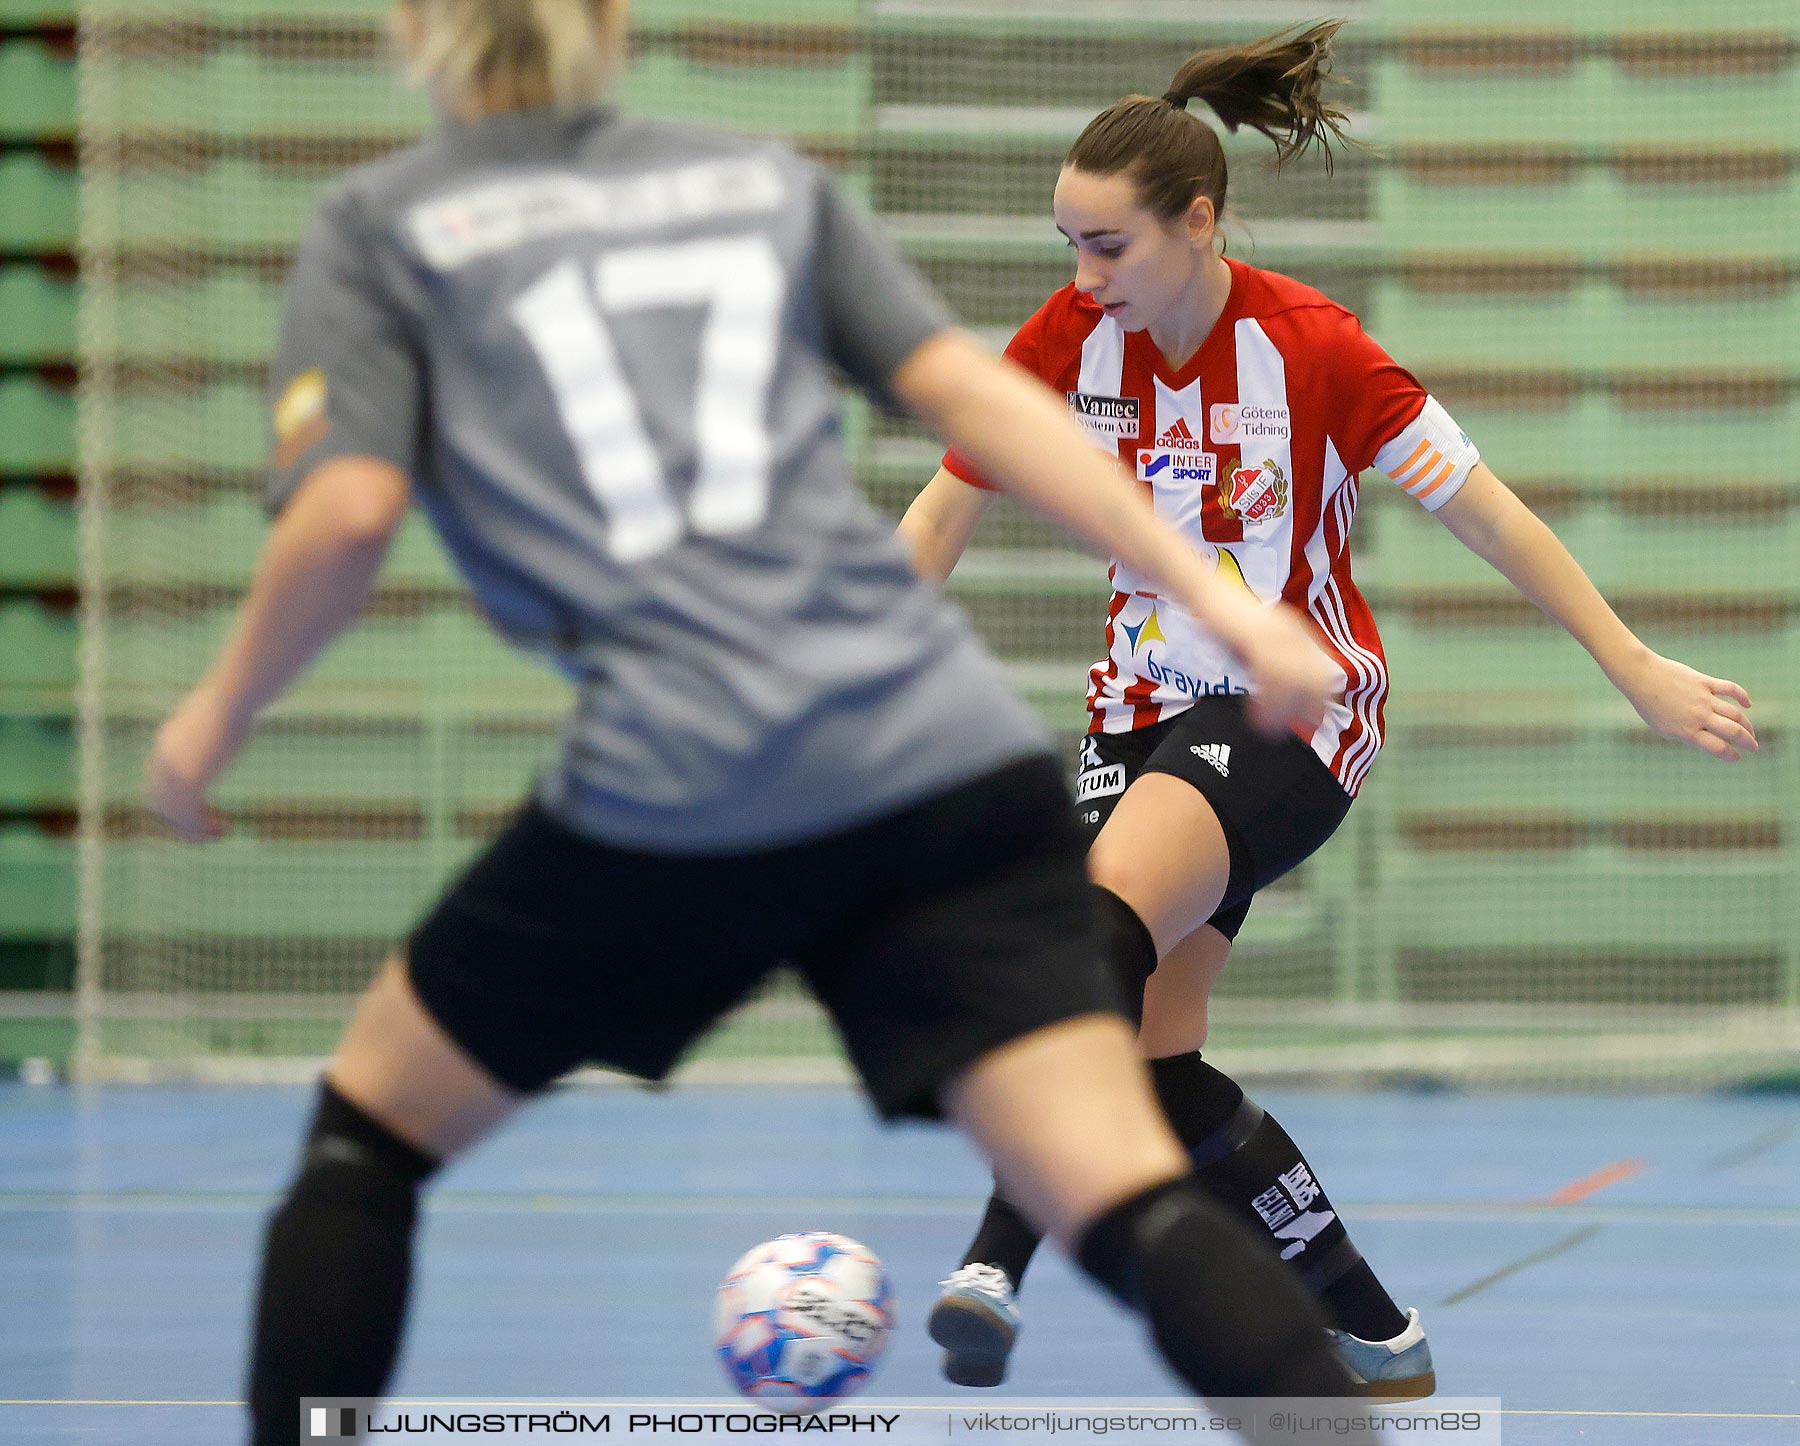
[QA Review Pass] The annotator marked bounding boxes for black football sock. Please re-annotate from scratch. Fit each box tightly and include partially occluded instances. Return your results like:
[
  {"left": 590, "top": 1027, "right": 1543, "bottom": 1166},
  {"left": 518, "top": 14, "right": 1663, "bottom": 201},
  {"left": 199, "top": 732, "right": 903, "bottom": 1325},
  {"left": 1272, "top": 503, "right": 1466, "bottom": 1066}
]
[
  {"left": 247, "top": 1082, "right": 440, "bottom": 1446},
  {"left": 1076, "top": 1176, "right": 1361, "bottom": 1403},
  {"left": 960, "top": 1191, "right": 1043, "bottom": 1286},
  {"left": 1149, "top": 1052, "right": 1408, "bottom": 1342}
]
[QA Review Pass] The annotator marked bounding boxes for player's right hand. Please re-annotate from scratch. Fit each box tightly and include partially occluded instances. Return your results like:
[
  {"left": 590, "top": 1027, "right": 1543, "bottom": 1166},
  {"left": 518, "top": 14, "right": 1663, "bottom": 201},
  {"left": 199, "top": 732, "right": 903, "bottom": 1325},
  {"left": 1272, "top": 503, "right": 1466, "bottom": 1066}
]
[
  {"left": 147, "top": 683, "right": 246, "bottom": 842},
  {"left": 1613, "top": 649, "right": 1757, "bottom": 762},
  {"left": 1227, "top": 603, "right": 1337, "bottom": 739}
]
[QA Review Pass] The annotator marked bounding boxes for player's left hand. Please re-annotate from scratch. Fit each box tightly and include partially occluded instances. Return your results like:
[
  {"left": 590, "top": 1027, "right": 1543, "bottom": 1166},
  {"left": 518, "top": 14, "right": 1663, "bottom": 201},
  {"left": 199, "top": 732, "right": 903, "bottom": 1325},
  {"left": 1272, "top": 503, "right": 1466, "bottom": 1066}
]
[
  {"left": 1616, "top": 651, "right": 1756, "bottom": 762},
  {"left": 147, "top": 683, "right": 250, "bottom": 840}
]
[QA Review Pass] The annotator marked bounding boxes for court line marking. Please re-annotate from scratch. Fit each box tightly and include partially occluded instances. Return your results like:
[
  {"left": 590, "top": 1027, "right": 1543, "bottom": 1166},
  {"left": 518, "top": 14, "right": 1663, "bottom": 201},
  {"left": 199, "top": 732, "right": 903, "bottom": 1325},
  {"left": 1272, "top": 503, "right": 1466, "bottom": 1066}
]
[
  {"left": 1543, "top": 1157, "right": 1645, "bottom": 1205},
  {"left": 1703, "top": 1124, "right": 1793, "bottom": 1173},
  {"left": 1438, "top": 1224, "right": 1602, "bottom": 1307},
  {"left": 1439, "top": 1155, "right": 1647, "bottom": 1307}
]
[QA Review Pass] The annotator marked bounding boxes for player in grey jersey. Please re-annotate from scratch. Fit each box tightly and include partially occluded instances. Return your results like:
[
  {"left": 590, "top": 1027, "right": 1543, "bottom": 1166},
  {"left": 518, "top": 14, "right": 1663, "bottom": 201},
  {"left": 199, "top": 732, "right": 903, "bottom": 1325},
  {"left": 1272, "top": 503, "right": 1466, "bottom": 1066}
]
[{"left": 145, "top": 3, "right": 1373, "bottom": 1441}]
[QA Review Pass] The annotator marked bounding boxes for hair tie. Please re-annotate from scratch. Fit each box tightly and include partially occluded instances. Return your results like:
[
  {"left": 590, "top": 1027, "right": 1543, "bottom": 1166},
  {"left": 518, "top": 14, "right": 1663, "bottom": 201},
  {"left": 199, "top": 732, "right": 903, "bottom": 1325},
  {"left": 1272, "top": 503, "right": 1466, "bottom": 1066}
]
[{"left": 1162, "top": 91, "right": 1189, "bottom": 109}]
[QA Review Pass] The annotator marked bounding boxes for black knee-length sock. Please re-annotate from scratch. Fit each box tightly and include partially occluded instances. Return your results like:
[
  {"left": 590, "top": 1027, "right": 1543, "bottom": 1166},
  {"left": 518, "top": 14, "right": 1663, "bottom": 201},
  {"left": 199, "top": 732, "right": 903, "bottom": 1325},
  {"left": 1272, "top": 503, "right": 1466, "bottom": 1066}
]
[
  {"left": 1077, "top": 1175, "right": 1365, "bottom": 1409},
  {"left": 963, "top": 887, "right": 1406, "bottom": 1342},
  {"left": 1149, "top": 1052, "right": 1407, "bottom": 1341},
  {"left": 246, "top": 1083, "right": 439, "bottom": 1446}
]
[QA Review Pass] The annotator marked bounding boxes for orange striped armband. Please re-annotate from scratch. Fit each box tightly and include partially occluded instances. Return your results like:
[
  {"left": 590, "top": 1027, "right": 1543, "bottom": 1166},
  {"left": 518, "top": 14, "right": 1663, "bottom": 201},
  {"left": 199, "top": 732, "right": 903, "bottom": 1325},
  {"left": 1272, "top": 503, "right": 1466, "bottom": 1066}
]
[{"left": 1371, "top": 397, "right": 1480, "bottom": 512}]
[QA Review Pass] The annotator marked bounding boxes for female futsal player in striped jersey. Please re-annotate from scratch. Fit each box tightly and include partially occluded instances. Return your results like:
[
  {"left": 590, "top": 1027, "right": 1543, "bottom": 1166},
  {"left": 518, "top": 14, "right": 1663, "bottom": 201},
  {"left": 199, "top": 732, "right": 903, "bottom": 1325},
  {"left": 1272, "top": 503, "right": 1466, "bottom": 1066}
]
[
  {"left": 903, "top": 19, "right": 1757, "bottom": 1398},
  {"left": 143, "top": 3, "right": 1388, "bottom": 1441}
]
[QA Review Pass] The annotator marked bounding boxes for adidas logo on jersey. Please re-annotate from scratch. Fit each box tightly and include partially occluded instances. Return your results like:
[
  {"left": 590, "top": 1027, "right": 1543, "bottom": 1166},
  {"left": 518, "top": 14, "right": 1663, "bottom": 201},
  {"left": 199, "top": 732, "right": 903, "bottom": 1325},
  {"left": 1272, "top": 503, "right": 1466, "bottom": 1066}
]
[
  {"left": 1141, "top": 415, "right": 1214, "bottom": 482},
  {"left": 1156, "top": 417, "right": 1204, "bottom": 450},
  {"left": 1190, "top": 743, "right": 1231, "bottom": 777}
]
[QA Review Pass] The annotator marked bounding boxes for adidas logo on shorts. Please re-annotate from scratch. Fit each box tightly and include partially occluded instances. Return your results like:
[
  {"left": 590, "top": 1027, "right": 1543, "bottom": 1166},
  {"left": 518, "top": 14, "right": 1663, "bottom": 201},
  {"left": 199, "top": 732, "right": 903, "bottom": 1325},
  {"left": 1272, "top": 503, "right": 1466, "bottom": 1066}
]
[{"left": 1190, "top": 743, "right": 1231, "bottom": 777}]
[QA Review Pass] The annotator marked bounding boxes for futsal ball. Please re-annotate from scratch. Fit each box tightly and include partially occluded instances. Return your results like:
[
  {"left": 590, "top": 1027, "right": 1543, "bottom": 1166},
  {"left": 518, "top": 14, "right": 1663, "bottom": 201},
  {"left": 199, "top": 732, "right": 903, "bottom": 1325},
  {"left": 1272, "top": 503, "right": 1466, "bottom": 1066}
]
[{"left": 713, "top": 1232, "right": 893, "bottom": 1403}]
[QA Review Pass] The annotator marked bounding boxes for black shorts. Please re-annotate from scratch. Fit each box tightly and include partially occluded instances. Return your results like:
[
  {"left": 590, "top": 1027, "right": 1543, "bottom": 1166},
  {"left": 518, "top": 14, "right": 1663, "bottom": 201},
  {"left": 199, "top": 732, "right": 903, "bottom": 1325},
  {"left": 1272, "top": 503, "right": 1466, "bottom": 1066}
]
[
  {"left": 1071, "top": 696, "right": 1352, "bottom": 942},
  {"left": 406, "top": 756, "right": 1121, "bottom": 1119}
]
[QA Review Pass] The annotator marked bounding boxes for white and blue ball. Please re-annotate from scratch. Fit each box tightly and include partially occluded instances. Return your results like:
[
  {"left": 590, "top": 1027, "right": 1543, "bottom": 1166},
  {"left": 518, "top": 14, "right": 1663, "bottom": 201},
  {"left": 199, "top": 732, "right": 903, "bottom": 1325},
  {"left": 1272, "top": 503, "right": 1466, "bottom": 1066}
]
[{"left": 713, "top": 1232, "right": 893, "bottom": 1403}]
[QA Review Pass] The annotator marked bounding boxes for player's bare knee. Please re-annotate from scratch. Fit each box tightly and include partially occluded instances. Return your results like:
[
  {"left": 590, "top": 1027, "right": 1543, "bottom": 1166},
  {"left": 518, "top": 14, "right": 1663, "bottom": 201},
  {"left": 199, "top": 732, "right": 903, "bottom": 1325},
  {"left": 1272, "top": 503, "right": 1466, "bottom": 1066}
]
[
  {"left": 942, "top": 1017, "right": 1186, "bottom": 1242},
  {"left": 326, "top": 957, "right": 519, "bottom": 1162},
  {"left": 1138, "top": 992, "right": 1209, "bottom": 1058}
]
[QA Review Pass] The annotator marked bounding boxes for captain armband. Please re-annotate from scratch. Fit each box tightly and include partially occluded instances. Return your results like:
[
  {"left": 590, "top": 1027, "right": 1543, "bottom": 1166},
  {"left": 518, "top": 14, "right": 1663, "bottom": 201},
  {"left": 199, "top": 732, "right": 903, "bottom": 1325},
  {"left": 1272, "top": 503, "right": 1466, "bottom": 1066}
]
[{"left": 1372, "top": 396, "right": 1480, "bottom": 512}]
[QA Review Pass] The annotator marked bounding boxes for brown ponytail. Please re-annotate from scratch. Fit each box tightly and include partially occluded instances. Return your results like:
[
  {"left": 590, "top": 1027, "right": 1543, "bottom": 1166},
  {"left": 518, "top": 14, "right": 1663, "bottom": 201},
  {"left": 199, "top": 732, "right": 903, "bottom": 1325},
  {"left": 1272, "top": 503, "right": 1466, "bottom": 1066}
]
[
  {"left": 1166, "top": 20, "right": 1353, "bottom": 171},
  {"left": 1066, "top": 19, "right": 1355, "bottom": 224}
]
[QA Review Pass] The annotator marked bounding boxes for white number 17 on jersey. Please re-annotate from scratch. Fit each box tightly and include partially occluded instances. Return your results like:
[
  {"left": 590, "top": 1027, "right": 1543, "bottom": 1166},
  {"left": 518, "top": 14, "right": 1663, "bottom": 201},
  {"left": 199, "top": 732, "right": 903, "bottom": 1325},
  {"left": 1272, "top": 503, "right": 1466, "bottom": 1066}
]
[{"left": 511, "top": 235, "right": 786, "bottom": 563}]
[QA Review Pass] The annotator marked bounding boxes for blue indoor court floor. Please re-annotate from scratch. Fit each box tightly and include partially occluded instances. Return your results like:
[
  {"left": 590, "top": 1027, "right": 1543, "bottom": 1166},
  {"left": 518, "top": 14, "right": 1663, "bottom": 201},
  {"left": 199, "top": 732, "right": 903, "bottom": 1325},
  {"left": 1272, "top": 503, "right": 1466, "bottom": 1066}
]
[{"left": 2, "top": 1083, "right": 1796, "bottom": 1444}]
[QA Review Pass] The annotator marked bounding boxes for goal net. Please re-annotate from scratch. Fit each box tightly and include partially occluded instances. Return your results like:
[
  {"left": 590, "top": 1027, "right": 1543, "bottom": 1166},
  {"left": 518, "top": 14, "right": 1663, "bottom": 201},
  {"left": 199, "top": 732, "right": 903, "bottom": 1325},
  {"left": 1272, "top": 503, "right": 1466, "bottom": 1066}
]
[{"left": 76, "top": 0, "right": 1800, "bottom": 1085}]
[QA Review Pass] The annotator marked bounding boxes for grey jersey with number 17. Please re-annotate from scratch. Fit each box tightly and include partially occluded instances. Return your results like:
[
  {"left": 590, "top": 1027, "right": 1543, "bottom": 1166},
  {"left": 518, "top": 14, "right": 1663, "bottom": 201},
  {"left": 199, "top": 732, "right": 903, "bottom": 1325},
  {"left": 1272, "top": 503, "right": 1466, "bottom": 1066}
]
[{"left": 267, "top": 107, "right": 1048, "bottom": 851}]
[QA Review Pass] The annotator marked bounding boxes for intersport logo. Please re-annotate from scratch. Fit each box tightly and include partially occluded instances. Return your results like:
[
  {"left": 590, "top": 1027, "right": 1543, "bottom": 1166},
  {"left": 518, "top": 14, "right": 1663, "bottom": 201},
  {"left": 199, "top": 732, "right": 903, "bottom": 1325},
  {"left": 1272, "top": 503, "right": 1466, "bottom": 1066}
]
[{"left": 1137, "top": 449, "right": 1216, "bottom": 484}]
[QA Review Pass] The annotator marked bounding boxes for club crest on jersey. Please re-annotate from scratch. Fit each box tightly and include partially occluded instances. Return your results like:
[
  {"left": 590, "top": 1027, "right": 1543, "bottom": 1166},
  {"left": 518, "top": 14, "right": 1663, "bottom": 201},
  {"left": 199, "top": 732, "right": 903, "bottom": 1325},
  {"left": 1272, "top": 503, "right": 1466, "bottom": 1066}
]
[
  {"left": 1068, "top": 392, "right": 1139, "bottom": 440},
  {"left": 1210, "top": 402, "right": 1290, "bottom": 445},
  {"left": 1221, "top": 458, "right": 1289, "bottom": 524}
]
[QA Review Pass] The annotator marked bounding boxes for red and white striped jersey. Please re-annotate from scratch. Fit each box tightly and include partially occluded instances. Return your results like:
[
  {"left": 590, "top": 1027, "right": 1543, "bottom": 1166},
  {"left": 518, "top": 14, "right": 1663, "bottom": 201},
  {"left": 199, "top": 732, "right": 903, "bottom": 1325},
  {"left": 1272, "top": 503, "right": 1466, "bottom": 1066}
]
[{"left": 943, "top": 257, "right": 1479, "bottom": 796}]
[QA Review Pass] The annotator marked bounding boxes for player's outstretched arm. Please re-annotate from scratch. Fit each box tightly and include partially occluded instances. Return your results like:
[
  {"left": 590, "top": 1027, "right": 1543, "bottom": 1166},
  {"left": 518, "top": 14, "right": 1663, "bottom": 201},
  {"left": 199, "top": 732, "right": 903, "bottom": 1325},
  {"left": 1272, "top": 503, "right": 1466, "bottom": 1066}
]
[
  {"left": 891, "top": 329, "right": 1334, "bottom": 737},
  {"left": 1434, "top": 461, "right": 1757, "bottom": 762},
  {"left": 147, "top": 457, "right": 411, "bottom": 839},
  {"left": 897, "top": 467, "right": 993, "bottom": 584}
]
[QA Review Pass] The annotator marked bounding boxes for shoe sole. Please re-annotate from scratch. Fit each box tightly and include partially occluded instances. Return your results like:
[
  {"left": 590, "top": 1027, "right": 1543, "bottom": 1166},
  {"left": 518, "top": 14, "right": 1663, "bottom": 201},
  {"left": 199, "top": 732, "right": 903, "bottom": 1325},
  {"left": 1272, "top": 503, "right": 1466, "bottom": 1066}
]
[
  {"left": 1356, "top": 1369, "right": 1437, "bottom": 1403},
  {"left": 927, "top": 1297, "right": 1016, "bottom": 1388}
]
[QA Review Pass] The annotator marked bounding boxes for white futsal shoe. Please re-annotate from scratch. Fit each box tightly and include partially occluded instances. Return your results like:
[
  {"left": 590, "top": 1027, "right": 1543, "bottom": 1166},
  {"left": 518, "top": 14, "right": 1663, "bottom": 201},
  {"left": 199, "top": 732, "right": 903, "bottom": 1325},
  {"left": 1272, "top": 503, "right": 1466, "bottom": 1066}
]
[
  {"left": 1329, "top": 1307, "right": 1437, "bottom": 1400},
  {"left": 930, "top": 1265, "right": 1435, "bottom": 1400},
  {"left": 928, "top": 1263, "right": 1020, "bottom": 1387}
]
